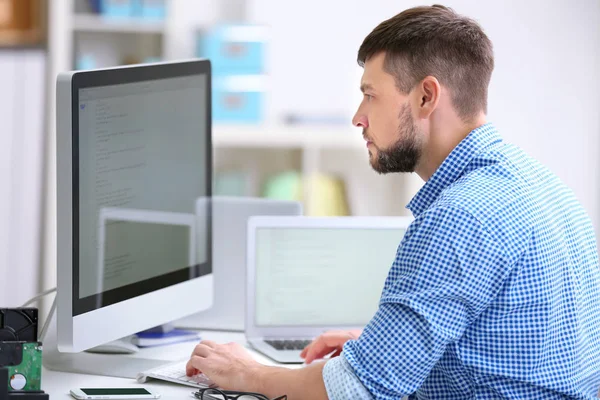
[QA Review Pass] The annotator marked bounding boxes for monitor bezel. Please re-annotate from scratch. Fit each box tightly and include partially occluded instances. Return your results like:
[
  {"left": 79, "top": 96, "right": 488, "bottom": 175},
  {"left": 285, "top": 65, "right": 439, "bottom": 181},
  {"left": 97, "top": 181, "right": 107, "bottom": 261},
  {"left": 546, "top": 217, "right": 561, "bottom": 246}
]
[{"left": 70, "top": 60, "right": 212, "bottom": 317}]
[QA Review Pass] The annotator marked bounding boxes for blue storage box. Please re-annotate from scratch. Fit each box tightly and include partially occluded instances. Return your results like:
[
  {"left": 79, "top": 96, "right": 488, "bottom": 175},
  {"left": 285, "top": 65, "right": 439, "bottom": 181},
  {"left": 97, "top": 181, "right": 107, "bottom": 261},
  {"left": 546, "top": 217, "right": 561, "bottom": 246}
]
[
  {"left": 199, "top": 24, "right": 267, "bottom": 74},
  {"left": 100, "top": 0, "right": 133, "bottom": 17},
  {"left": 213, "top": 75, "right": 266, "bottom": 123},
  {"left": 88, "top": 0, "right": 102, "bottom": 13},
  {"left": 76, "top": 54, "right": 97, "bottom": 70},
  {"left": 131, "top": 0, "right": 166, "bottom": 19}
]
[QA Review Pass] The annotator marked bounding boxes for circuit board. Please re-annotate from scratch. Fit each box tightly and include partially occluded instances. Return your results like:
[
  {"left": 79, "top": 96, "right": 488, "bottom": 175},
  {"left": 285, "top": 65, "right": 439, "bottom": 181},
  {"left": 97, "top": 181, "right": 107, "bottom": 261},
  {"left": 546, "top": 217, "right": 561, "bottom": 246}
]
[{"left": 4, "top": 342, "right": 42, "bottom": 391}]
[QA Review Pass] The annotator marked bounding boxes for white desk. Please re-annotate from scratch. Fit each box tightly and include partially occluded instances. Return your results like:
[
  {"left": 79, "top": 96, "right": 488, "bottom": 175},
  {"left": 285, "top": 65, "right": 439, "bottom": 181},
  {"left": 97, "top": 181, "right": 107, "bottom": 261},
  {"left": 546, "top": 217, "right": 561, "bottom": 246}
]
[
  {"left": 40, "top": 331, "right": 416, "bottom": 400},
  {"left": 41, "top": 331, "right": 285, "bottom": 400}
]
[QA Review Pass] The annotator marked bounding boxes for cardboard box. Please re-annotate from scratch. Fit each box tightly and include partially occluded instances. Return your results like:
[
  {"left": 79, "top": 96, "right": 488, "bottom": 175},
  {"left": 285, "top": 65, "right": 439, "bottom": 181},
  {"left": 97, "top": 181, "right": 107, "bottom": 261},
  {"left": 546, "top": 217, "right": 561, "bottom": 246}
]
[
  {"left": 0, "top": 0, "right": 33, "bottom": 30},
  {"left": 0, "top": 0, "right": 45, "bottom": 46}
]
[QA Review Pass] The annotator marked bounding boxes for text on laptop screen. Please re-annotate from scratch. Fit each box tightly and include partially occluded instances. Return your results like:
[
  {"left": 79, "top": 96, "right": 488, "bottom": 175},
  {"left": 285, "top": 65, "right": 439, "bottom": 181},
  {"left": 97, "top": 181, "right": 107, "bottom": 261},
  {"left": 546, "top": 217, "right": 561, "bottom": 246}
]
[{"left": 254, "top": 227, "right": 405, "bottom": 327}]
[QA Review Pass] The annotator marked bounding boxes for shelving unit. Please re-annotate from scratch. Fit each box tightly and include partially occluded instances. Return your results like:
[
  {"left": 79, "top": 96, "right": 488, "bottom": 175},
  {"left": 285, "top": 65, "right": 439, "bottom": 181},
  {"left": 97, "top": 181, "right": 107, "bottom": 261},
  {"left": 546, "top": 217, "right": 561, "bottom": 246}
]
[
  {"left": 212, "top": 124, "right": 363, "bottom": 149},
  {"left": 72, "top": 14, "right": 165, "bottom": 33}
]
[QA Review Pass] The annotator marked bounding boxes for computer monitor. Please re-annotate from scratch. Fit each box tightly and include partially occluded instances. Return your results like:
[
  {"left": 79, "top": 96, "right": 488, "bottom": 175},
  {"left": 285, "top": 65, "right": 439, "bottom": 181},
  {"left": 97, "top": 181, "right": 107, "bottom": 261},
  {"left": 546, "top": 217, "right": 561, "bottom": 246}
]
[{"left": 45, "top": 59, "right": 212, "bottom": 378}]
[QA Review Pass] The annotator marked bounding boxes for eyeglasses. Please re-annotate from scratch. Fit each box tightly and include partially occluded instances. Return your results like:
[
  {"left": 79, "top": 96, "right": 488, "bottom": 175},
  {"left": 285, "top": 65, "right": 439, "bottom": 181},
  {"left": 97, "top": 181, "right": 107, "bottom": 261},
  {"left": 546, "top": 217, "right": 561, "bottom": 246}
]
[{"left": 192, "top": 388, "right": 287, "bottom": 400}]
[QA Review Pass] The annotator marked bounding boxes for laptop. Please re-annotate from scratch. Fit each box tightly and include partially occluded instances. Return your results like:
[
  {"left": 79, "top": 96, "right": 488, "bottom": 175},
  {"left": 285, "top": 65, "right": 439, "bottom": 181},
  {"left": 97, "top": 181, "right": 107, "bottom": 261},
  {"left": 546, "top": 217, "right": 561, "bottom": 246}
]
[
  {"left": 245, "top": 215, "right": 412, "bottom": 363},
  {"left": 174, "top": 196, "right": 302, "bottom": 332}
]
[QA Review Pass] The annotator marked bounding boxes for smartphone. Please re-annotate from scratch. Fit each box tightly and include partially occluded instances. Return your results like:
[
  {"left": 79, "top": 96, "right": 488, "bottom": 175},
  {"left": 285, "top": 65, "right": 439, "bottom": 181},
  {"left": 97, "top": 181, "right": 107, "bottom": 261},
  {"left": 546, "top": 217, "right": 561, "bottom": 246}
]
[{"left": 70, "top": 388, "right": 161, "bottom": 400}]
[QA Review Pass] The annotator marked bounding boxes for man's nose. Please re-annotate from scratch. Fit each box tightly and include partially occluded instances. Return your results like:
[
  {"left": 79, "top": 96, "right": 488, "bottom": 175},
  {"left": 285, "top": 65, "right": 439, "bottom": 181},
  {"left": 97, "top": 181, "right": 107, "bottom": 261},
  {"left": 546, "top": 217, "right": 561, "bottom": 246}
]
[{"left": 353, "top": 114, "right": 368, "bottom": 128}]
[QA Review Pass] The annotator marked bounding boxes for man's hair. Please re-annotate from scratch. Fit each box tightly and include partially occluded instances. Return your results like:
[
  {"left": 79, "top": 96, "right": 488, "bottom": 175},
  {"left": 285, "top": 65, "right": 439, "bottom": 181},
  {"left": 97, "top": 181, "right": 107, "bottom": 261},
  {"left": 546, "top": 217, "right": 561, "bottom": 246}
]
[{"left": 358, "top": 5, "right": 494, "bottom": 122}]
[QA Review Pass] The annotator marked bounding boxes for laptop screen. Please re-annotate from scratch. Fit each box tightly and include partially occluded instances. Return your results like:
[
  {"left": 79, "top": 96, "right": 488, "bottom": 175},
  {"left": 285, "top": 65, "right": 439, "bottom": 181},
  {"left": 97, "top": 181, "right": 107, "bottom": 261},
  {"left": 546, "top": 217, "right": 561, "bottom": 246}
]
[{"left": 254, "top": 226, "right": 406, "bottom": 327}]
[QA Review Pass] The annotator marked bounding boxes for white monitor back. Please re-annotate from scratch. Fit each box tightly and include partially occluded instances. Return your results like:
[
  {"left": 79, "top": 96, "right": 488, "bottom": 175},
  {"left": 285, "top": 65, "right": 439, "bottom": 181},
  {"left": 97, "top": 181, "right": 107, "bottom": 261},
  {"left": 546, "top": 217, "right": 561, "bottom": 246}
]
[{"left": 174, "top": 196, "right": 303, "bottom": 331}]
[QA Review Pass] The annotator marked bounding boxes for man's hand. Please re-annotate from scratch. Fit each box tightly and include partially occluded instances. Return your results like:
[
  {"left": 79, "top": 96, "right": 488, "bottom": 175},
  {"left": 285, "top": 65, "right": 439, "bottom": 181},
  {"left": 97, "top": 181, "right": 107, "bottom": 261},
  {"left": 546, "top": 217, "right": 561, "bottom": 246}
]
[
  {"left": 186, "top": 340, "right": 261, "bottom": 391},
  {"left": 301, "top": 329, "right": 362, "bottom": 364},
  {"left": 186, "top": 339, "right": 330, "bottom": 400}
]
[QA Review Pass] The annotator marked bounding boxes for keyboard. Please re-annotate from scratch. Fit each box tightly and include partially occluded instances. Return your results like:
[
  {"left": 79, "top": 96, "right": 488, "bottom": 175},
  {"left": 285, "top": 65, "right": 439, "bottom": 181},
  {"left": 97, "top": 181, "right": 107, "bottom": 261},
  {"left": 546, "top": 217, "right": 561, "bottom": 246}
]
[
  {"left": 136, "top": 359, "right": 215, "bottom": 388},
  {"left": 265, "top": 339, "right": 312, "bottom": 351}
]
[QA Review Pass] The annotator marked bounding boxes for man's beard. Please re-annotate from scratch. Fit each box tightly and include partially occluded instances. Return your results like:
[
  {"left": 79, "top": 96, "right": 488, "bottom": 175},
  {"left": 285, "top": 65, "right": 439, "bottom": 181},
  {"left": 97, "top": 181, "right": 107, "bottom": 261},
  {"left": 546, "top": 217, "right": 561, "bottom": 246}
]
[{"left": 367, "top": 104, "right": 421, "bottom": 174}]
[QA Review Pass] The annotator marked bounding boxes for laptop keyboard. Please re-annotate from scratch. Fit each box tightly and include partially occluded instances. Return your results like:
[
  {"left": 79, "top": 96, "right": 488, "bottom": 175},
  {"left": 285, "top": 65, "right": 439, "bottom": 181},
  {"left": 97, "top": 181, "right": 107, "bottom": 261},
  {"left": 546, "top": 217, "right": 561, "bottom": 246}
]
[{"left": 265, "top": 339, "right": 312, "bottom": 351}]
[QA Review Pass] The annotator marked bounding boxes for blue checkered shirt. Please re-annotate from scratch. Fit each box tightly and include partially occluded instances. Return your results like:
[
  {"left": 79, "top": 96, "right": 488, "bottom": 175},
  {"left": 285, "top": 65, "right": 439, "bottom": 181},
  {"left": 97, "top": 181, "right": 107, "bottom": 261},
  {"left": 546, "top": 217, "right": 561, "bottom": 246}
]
[{"left": 323, "top": 123, "right": 600, "bottom": 399}]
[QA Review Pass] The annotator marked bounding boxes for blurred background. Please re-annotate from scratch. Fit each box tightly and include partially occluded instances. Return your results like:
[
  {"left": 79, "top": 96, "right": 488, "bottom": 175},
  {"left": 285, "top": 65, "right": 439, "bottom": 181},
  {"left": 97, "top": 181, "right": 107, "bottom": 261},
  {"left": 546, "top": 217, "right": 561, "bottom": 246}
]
[{"left": 0, "top": 0, "right": 599, "bottom": 307}]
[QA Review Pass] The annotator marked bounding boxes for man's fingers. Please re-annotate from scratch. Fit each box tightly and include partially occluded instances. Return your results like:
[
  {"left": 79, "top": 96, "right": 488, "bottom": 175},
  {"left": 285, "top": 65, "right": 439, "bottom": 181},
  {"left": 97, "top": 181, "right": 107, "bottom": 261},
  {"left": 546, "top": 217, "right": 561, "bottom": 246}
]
[
  {"left": 185, "top": 359, "right": 193, "bottom": 376},
  {"left": 305, "top": 339, "right": 337, "bottom": 364},
  {"left": 201, "top": 340, "right": 217, "bottom": 349},
  {"left": 304, "top": 332, "right": 354, "bottom": 364},
  {"left": 302, "top": 334, "right": 334, "bottom": 362},
  {"left": 302, "top": 338, "right": 321, "bottom": 358},
  {"left": 187, "top": 341, "right": 221, "bottom": 376},
  {"left": 300, "top": 346, "right": 309, "bottom": 358},
  {"left": 186, "top": 356, "right": 203, "bottom": 376},
  {"left": 191, "top": 343, "right": 213, "bottom": 359},
  {"left": 190, "top": 355, "right": 207, "bottom": 372},
  {"left": 301, "top": 338, "right": 320, "bottom": 361},
  {"left": 301, "top": 344, "right": 316, "bottom": 360}
]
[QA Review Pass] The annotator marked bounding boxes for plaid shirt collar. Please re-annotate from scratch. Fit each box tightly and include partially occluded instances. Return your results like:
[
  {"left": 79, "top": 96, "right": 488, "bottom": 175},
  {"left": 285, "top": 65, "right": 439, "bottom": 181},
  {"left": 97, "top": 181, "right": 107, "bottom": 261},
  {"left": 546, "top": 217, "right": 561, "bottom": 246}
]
[{"left": 407, "top": 123, "right": 502, "bottom": 217}]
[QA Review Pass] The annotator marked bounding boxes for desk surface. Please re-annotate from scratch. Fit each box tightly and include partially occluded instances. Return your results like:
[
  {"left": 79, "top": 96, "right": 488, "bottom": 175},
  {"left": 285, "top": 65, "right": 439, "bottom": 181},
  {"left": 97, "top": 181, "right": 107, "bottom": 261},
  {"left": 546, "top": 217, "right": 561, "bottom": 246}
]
[{"left": 41, "top": 331, "right": 285, "bottom": 400}]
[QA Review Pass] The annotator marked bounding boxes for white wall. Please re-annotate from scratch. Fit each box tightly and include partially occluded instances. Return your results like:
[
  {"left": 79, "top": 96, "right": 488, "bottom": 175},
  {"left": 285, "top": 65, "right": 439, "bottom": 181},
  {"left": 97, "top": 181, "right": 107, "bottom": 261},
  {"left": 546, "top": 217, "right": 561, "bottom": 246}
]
[
  {"left": 0, "top": 51, "right": 46, "bottom": 306},
  {"left": 248, "top": 0, "right": 600, "bottom": 234}
]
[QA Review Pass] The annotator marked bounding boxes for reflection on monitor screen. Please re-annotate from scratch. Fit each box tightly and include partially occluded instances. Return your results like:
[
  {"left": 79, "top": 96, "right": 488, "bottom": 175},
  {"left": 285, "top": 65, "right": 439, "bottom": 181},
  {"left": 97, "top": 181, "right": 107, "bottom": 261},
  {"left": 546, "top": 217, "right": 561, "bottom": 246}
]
[{"left": 95, "top": 207, "right": 204, "bottom": 297}]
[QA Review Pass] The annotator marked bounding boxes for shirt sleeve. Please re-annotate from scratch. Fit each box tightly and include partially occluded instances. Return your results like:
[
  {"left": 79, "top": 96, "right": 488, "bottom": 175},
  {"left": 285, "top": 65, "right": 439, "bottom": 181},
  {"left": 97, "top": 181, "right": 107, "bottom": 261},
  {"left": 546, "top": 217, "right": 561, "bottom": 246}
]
[
  {"left": 322, "top": 354, "right": 374, "bottom": 399},
  {"left": 341, "top": 205, "right": 511, "bottom": 399}
]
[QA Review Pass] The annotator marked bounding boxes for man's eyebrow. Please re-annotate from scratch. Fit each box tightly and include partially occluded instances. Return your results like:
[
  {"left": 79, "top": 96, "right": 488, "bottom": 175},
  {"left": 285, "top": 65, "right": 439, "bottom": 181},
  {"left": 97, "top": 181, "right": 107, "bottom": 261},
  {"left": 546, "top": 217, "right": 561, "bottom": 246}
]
[{"left": 360, "top": 83, "right": 375, "bottom": 93}]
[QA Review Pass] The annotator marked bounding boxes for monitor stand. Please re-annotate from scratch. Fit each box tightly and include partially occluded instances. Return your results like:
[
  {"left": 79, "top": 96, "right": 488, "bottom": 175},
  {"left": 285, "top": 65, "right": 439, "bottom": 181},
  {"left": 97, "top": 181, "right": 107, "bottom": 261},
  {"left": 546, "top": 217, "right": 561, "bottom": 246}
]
[
  {"left": 41, "top": 299, "right": 167, "bottom": 379},
  {"left": 87, "top": 338, "right": 139, "bottom": 354}
]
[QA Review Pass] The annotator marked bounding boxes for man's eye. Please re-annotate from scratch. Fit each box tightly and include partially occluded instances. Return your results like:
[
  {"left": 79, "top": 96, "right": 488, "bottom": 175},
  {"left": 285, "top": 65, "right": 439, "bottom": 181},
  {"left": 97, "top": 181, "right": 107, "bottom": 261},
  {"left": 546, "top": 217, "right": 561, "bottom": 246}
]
[{"left": 364, "top": 94, "right": 373, "bottom": 101}]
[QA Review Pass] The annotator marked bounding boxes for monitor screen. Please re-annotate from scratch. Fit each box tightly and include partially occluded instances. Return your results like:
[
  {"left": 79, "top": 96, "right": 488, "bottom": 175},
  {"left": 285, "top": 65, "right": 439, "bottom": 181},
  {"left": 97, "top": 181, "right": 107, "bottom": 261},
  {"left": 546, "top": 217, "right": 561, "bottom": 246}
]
[
  {"left": 253, "top": 227, "right": 405, "bottom": 327},
  {"left": 72, "top": 66, "right": 211, "bottom": 316}
]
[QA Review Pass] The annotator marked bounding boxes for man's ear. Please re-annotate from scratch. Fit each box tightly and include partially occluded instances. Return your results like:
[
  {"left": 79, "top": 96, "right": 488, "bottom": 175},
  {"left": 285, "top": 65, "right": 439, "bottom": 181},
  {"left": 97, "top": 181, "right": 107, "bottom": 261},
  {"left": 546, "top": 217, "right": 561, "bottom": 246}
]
[{"left": 416, "top": 76, "right": 441, "bottom": 119}]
